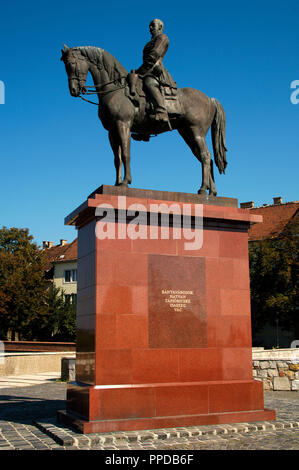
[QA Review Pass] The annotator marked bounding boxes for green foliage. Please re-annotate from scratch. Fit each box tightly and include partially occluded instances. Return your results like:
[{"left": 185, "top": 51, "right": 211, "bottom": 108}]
[
  {"left": 43, "top": 286, "right": 76, "bottom": 341},
  {"left": 0, "top": 226, "right": 76, "bottom": 341},
  {"left": 0, "top": 226, "right": 48, "bottom": 339},
  {"left": 249, "top": 216, "right": 299, "bottom": 337},
  {"left": 20, "top": 286, "right": 76, "bottom": 342}
]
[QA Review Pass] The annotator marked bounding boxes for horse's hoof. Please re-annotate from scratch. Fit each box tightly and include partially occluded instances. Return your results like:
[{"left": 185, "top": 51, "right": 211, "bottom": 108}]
[
  {"left": 198, "top": 188, "right": 207, "bottom": 195},
  {"left": 209, "top": 190, "right": 217, "bottom": 197}
]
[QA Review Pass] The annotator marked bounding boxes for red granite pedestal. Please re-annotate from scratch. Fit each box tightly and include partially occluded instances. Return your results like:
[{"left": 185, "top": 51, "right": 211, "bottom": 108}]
[{"left": 58, "top": 185, "right": 276, "bottom": 433}]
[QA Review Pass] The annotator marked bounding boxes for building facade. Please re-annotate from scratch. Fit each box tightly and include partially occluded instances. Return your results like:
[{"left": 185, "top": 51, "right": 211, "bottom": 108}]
[{"left": 43, "top": 239, "right": 78, "bottom": 304}]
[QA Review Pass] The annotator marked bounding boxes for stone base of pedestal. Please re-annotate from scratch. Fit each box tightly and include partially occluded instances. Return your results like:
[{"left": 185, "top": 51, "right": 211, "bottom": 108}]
[
  {"left": 58, "top": 408, "right": 276, "bottom": 434},
  {"left": 57, "top": 379, "right": 275, "bottom": 433}
]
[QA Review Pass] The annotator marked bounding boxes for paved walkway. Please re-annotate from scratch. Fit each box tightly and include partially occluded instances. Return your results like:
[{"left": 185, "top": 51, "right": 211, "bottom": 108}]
[
  {"left": 0, "top": 379, "right": 298, "bottom": 450},
  {"left": 0, "top": 372, "right": 60, "bottom": 389}
]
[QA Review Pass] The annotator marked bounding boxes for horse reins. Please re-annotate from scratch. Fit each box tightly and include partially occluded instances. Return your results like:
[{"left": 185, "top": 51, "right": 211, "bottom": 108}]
[
  {"left": 78, "top": 78, "right": 127, "bottom": 105},
  {"left": 79, "top": 95, "right": 99, "bottom": 105}
]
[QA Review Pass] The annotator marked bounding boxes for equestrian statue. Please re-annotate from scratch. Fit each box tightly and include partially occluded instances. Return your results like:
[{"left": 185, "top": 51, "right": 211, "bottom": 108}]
[{"left": 61, "top": 19, "right": 227, "bottom": 195}]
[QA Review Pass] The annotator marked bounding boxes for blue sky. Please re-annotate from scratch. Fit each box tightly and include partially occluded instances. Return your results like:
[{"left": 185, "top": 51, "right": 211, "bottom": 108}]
[{"left": 0, "top": 0, "right": 298, "bottom": 246}]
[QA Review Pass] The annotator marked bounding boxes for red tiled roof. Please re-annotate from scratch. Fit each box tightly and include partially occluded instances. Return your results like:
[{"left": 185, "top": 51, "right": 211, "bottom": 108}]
[
  {"left": 247, "top": 202, "right": 299, "bottom": 241},
  {"left": 43, "top": 238, "right": 78, "bottom": 271}
]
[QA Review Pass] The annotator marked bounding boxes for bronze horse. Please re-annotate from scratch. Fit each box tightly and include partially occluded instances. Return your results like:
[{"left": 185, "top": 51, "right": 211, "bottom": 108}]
[{"left": 61, "top": 45, "right": 227, "bottom": 195}]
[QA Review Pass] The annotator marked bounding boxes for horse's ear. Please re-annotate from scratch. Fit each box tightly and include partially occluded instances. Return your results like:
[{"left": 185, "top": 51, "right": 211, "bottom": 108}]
[{"left": 61, "top": 44, "right": 70, "bottom": 61}]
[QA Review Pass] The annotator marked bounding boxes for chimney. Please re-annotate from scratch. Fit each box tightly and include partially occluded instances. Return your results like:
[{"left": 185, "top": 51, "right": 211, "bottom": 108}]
[
  {"left": 240, "top": 201, "right": 254, "bottom": 209},
  {"left": 42, "top": 241, "right": 54, "bottom": 249},
  {"left": 273, "top": 196, "right": 282, "bottom": 205},
  {"left": 60, "top": 239, "right": 67, "bottom": 246}
]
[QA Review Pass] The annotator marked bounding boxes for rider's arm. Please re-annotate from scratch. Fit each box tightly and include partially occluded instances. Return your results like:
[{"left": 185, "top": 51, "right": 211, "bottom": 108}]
[{"left": 136, "top": 34, "right": 169, "bottom": 75}]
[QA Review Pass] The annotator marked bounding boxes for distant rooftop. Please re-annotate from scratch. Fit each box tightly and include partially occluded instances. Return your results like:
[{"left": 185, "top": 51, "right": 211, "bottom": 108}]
[
  {"left": 240, "top": 197, "right": 299, "bottom": 241},
  {"left": 43, "top": 238, "right": 78, "bottom": 271}
]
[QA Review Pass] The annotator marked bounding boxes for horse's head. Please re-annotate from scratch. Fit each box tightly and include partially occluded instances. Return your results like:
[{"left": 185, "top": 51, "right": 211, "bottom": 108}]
[{"left": 60, "top": 44, "right": 89, "bottom": 97}]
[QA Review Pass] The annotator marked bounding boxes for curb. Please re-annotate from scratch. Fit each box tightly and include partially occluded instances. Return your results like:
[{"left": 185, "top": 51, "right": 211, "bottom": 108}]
[{"left": 33, "top": 418, "right": 299, "bottom": 448}]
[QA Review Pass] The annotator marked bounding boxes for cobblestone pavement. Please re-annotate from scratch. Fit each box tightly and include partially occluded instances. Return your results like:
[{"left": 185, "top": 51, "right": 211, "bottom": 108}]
[{"left": 0, "top": 382, "right": 298, "bottom": 450}]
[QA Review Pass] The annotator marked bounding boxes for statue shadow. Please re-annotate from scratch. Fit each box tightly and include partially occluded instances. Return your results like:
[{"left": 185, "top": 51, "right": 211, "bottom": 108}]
[{"left": 0, "top": 382, "right": 66, "bottom": 425}]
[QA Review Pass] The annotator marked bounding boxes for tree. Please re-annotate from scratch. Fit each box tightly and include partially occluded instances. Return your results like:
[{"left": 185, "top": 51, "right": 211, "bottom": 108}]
[
  {"left": 0, "top": 288, "right": 10, "bottom": 338},
  {"left": 42, "top": 287, "right": 76, "bottom": 341},
  {"left": 249, "top": 215, "right": 299, "bottom": 343},
  {"left": 0, "top": 227, "right": 48, "bottom": 340}
]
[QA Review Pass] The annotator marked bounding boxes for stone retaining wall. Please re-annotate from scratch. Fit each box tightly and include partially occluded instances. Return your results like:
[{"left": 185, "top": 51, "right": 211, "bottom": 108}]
[
  {"left": 252, "top": 348, "right": 299, "bottom": 391},
  {"left": 3, "top": 341, "right": 76, "bottom": 352},
  {"left": 0, "top": 352, "right": 75, "bottom": 376}
]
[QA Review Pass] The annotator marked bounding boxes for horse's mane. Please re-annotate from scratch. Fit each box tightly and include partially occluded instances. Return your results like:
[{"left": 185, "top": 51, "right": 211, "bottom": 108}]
[{"left": 74, "top": 46, "right": 128, "bottom": 80}]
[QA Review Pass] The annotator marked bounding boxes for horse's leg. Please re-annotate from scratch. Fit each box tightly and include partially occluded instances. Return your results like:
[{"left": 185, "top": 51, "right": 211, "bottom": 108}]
[
  {"left": 209, "top": 160, "right": 217, "bottom": 196},
  {"left": 115, "top": 121, "right": 132, "bottom": 186},
  {"left": 109, "top": 130, "right": 122, "bottom": 186},
  {"left": 178, "top": 125, "right": 217, "bottom": 196}
]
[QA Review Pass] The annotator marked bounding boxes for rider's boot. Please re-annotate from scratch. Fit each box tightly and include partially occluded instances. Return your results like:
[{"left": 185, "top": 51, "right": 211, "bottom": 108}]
[
  {"left": 146, "top": 79, "right": 172, "bottom": 130},
  {"left": 150, "top": 105, "right": 172, "bottom": 131},
  {"left": 154, "top": 105, "right": 170, "bottom": 123}
]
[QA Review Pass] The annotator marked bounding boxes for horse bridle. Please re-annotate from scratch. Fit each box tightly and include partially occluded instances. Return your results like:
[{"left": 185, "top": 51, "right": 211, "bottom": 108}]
[{"left": 66, "top": 58, "right": 127, "bottom": 105}]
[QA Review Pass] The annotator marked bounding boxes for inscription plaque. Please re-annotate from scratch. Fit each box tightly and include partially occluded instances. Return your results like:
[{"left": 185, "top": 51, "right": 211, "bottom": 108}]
[{"left": 148, "top": 255, "right": 207, "bottom": 348}]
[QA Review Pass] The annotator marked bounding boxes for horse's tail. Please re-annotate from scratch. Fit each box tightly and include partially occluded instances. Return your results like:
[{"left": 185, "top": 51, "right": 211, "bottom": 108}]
[{"left": 211, "top": 98, "right": 227, "bottom": 174}]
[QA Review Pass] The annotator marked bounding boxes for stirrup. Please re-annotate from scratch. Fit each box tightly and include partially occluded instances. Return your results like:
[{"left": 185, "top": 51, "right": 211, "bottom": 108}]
[{"left": 149, "top": 112, "right": 172, "bottom": 131}]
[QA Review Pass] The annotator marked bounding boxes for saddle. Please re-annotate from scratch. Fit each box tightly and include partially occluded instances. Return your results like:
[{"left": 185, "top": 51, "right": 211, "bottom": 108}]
[{"left": 125, "top": 72, "right": 181, "bottom": 138}]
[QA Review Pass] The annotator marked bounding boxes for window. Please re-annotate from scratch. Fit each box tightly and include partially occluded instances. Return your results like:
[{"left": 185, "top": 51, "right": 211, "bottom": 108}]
[
  {"left": 64, "top": 269, "right": 77, "bottom": 283},
  {"left": 65, "top": 294, "right": 77, "bottom": 304}
]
